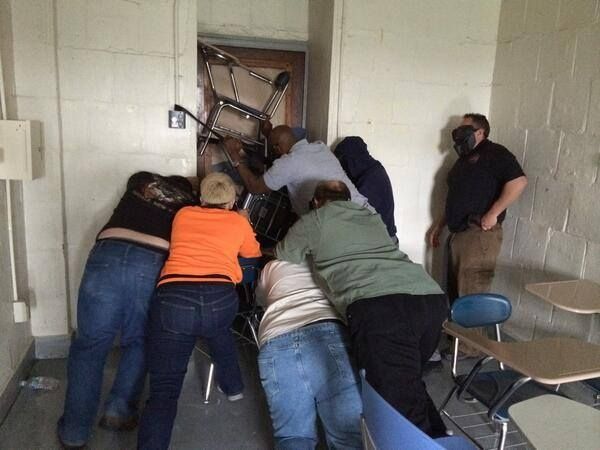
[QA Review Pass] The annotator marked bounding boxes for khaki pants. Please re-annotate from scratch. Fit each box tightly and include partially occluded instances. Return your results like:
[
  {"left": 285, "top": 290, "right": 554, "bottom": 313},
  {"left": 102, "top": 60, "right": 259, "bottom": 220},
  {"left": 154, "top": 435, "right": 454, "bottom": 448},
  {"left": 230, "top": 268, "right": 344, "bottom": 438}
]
[{"left": 448, "top": 224, "right": 502, "bottom": 356}]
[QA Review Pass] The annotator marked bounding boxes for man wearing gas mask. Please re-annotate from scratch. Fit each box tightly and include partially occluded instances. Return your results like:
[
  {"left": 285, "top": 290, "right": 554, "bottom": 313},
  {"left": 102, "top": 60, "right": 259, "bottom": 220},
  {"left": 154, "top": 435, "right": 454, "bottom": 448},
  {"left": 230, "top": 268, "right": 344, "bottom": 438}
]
[{"left": 428, "top": 113, "right": 527, "bottom": 357}]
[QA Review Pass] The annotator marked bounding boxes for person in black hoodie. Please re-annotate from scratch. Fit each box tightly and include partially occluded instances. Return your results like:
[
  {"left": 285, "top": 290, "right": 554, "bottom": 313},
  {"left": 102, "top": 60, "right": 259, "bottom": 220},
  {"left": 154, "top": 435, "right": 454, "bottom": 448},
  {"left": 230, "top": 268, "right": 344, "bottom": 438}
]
[{"left": 334, "top": 137, "right": 397, "bottom": 239}]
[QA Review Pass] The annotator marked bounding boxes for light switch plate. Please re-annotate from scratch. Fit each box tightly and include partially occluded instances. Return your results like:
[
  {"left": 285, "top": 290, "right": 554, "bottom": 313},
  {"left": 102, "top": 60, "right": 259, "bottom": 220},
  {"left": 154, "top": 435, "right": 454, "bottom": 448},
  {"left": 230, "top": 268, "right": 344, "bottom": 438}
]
[{"left": 169, "top": 110, "right": 186, "bottom": 129}]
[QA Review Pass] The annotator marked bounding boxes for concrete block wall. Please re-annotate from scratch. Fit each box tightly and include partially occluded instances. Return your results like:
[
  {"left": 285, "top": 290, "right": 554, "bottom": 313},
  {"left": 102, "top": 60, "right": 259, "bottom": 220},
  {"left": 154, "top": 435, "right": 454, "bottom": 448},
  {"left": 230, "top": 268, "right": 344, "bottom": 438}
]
[
  {"left": 329, "top": 0, "right": 502, "bottom": 264},
  {"left": 306, "top": 0, "right": 342, "bottom": 144},
  {"left": 8, "top": 0, "right": 69, "bottom": 340},
  {"left": 6, "top": 0, "right": 198, "bottom": 338},
  {"left": 197, "top": 0, "right": 308, "bottom": 41},
  {"left": 0, "top": 182, "right": 32, "bottom": 392},
  {"left": 489, "top": 0, "right": 600, "bottom": 342},
  {"left": 0, "top": 0, "right": 34, "bottom": 392}
]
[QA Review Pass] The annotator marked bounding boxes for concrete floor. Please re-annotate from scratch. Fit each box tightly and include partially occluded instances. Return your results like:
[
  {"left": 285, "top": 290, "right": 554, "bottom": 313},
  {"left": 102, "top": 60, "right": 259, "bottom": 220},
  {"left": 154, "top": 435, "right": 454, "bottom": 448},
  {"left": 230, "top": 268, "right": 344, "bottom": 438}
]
[{"left": 0, "top": 342, "right": 531, "bottom": 450}]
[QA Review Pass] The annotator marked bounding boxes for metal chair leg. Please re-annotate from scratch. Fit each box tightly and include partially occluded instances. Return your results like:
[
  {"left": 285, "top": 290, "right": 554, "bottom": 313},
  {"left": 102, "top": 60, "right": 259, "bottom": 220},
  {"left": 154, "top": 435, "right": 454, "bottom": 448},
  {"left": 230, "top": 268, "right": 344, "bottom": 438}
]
[
  {"left": 487, "top": 376, "right": 532, "bottom": 420},
  {"left": 497, "top": 421, "right": 508, "bottom": 450},
  {"left": 199, "top": 103, "right": 225, "bottom": 156},
  {"left": 456, "top": 356, "right": 494, "bottom": 401},
  {"left": 203, "top": 362, "right": 215, "bottom": 404},
  {"left": 451, "top": 337, "right": 459, "bottom": 379},
  {"left": 245, "top": 317, "right": 260, "bottom": 346},
  {"left": 438, "top": 385, "right": 459, "bottom": 413}
]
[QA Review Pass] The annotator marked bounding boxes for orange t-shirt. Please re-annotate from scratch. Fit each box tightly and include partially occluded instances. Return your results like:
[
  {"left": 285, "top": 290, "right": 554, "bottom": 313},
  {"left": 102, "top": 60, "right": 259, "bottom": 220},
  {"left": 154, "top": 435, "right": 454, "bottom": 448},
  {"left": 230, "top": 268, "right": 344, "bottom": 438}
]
[{"left": 158, "top": 206, "right": 261, "bottom": 285}]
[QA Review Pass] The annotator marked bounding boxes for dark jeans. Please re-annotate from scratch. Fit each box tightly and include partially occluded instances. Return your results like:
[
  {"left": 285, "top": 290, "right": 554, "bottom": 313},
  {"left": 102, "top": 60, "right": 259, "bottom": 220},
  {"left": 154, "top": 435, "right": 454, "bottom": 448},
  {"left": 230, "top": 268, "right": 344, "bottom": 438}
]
[
  {"left": 137, "top": 282, "right": 242, "bottom": 450},
  {"left": 58, "top": 239, "right": 166, "bottom": 445},
  {"left": 346, "top": 293, "right": 448, "bottom": 437}
]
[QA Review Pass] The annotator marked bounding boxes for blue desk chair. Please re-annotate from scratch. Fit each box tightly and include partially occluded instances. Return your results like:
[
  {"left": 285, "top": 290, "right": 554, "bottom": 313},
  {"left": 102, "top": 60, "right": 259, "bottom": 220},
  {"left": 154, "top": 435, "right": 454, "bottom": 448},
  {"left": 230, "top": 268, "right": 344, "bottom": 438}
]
[
  {"left": 360, "top": 371, "right": 476, "bottom": 450},
  {"left": 439, "top": 294, "right": 560, "bottom": 450},
  {"left": 195, "top": 257, "right": 262, "bottom": 403}
]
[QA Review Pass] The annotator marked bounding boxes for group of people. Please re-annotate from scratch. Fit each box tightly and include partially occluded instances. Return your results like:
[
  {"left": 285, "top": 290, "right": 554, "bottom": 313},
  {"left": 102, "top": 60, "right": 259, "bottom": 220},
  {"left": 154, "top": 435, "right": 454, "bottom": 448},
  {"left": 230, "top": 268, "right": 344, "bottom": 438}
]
[{"left": 57, "top": 113, "right": 527, "bottom": 450}]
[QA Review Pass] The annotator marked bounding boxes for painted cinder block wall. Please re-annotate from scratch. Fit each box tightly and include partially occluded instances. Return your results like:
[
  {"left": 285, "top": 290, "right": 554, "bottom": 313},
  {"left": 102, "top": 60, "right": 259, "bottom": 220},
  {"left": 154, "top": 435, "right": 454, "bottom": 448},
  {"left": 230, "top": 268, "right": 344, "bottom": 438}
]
[
  {"left": 489, "top": 0, "right": 600, "bottom": 343},
  {"left": 197, "top": 0, "right": 308, "bottom": 41},
  {"left": 2, "top": 0, "right": 199, "bottom": 353},
  {"left": 329, "top": 0, "right": 502, "bottom": 264}
]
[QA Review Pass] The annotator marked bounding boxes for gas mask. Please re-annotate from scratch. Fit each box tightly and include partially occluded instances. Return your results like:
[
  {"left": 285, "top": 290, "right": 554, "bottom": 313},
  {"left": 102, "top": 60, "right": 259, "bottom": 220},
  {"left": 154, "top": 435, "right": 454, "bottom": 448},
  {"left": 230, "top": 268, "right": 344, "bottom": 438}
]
[{"left": 451, "top": 125, "right": 477, "bottom": 157}]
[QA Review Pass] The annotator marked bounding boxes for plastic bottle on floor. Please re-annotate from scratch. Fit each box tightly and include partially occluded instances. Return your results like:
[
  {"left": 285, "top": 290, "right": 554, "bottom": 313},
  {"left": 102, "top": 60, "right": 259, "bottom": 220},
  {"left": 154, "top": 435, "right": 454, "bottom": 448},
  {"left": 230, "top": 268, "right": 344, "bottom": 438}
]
[{"left": 20, "top": 376, "right": 60, "bottom": 391}]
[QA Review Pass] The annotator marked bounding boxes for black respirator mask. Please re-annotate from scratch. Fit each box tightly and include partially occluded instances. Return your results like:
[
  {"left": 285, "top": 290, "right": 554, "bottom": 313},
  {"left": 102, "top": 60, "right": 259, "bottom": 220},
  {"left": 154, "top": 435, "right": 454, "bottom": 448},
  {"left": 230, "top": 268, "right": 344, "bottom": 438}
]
[{"left": 451, "top": 125, "right": 477, "bottom": 157}]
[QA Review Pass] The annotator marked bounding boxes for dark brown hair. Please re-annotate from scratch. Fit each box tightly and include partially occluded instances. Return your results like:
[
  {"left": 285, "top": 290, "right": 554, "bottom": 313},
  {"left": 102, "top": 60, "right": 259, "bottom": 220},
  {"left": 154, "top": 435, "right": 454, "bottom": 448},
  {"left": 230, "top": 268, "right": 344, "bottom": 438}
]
[
  {"left": 464, "top": 113, "right": 490, "bottom": 137},
  {"left": 313, "top": 180, "right": 351, "bottom": 203}
]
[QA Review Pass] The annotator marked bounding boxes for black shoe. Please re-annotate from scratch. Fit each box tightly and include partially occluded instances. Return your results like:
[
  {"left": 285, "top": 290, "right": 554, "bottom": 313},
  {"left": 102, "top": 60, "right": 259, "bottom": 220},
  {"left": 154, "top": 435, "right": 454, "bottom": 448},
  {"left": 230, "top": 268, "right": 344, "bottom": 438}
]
[{"left": 98, "top": 414, "right": 138, "bottom": 431}]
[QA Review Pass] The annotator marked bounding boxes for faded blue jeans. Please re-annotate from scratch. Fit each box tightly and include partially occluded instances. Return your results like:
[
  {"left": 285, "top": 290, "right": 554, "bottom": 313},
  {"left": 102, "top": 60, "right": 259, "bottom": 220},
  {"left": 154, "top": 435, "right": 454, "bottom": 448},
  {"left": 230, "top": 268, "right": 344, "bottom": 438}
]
[
  {"left": 137, "top": 282, "right": 242, "bottom": 450},
  {"left": 58, "top": 239, "right": 167, "bottom": 445},
  {"left": 258, "top": 321, "right": 363, "bottom": 450}
]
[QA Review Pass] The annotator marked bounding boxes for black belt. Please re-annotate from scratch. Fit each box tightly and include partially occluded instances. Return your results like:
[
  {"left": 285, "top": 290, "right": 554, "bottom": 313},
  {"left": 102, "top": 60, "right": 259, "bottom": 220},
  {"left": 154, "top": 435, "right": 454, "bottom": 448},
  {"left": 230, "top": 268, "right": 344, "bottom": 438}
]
[{"left": 301, "top": 319, "right": 340, "bottom": 329}]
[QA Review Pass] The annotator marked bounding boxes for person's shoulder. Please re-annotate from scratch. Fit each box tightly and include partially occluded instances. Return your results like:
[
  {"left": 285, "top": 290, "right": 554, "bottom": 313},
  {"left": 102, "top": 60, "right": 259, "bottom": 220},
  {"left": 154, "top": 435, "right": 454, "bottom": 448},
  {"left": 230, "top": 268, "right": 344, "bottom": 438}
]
[
  {"left": 484, "top": 140, "right": 514, "bottom": 158},
  {"left": 175, "top": 205, "right": 197, "bottom": 216}
]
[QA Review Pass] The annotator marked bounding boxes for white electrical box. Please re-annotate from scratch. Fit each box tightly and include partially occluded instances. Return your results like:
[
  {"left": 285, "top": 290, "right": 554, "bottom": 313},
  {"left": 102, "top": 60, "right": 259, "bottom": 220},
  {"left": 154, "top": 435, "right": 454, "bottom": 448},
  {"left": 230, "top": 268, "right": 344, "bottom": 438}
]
[{"left": 0, "top": 120, "right": 43, "bottom": 180}]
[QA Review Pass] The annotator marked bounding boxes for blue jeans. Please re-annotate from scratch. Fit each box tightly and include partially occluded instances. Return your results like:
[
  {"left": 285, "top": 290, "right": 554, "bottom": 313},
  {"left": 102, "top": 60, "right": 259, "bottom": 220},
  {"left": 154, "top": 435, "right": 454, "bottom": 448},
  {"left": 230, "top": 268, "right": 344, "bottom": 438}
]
[
  {"left": 58, "top": 239, "right": 167, "bottom": 445},
  {"left": 137, "top": 283, "right": 242, "bottom": 450},
  {"left": 258, "top": 322, "right": 363, "bottom": 450}
]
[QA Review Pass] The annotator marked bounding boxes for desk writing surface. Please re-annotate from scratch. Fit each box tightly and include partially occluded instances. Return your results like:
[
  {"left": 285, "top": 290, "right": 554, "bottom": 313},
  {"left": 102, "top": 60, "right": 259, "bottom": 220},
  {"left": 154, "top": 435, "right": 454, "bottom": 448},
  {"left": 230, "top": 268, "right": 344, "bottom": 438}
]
[
  {"left": 525, "top": 279, "right": 600, "bottom": 314},
  {"left": 443, "top": 322, "right": 600, "bottom": 384},
  {"left": 508, "top": 395, "right": 600, "bottom": 450}
]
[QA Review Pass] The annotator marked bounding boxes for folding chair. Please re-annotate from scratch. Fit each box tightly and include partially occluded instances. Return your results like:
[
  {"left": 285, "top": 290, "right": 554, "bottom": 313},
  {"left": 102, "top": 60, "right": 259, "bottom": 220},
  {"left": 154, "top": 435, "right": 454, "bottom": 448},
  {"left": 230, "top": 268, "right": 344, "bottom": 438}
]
[
  {"left": 198, "top": 41, "right": 290, "bottom": 157},
  {"left": 241, "top": 190, "right": 295, "bottom": 246},
  {"left": 439, "top": 294, "right": 560, "bottom": 450},
  {"left": 360, "top": 371, "right": 476, "bottom": 450}
]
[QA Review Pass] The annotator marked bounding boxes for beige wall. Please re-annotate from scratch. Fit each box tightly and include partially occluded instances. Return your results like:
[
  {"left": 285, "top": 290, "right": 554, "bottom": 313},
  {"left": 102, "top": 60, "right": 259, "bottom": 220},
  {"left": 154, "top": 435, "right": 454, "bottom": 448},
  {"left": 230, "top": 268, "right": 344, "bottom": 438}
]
[
  {"left": 6, "top": 0, "right": 198, "bottom": 336},
  {"left": 0, "top": 0, "right": 33, "bottom": 392},
  {"left": 306, "top": 0, "right": 342, "bottom": 143},
  {"left": 197, "top": 0, "right": 308, "bottom": 41},
  {"left": 0, "top": 181, "right": 32, "bottom": 393},
  {"left": 328, "top": 0, "right": 502, "bottom": 264},
  {"left": 489, "top": 0, "right": 600, "bottom": 342}
]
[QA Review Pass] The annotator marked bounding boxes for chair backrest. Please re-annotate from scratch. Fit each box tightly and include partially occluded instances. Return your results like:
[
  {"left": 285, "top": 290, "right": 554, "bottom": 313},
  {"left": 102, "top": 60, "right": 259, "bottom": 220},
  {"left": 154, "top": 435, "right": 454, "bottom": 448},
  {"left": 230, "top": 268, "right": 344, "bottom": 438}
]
[
  {"left": 360, "top": 371, "right": 445, "bottom": 450},
  {"left": 451, "top": 294, "right": 512, "bottom": 328}
]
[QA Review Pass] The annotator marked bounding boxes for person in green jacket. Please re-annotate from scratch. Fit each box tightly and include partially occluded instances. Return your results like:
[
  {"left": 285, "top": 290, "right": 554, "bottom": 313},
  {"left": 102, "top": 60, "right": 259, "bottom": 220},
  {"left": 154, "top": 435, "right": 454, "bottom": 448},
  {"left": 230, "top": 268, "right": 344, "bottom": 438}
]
[{"left": 276, "top": 180, "right": 448, "bottom": 438}]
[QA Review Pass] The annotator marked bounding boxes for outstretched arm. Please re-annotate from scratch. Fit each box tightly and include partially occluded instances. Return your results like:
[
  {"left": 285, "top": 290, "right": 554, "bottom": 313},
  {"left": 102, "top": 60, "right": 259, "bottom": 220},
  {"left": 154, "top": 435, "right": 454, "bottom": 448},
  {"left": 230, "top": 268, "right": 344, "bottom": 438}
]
[
  {"left": 481, "top": 176, "right": 528, "bottom": 231},
  {"left": 223, "top": 137, "right": 271, "bottom": 194}
]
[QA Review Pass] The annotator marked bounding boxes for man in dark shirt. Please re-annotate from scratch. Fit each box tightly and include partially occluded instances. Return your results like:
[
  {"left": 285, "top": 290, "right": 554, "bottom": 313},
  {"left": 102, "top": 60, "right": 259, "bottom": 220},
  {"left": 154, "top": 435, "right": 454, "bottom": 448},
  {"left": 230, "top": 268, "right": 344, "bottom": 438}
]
[{"left": 428, "top": 113, "right": 527, "bottom": 355}]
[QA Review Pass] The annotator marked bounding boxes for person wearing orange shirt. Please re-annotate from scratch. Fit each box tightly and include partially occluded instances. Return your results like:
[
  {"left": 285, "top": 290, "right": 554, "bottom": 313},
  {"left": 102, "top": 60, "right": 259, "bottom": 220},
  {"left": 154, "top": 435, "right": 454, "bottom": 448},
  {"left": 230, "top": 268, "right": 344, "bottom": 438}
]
[{"left": 137, "top": 172, "right": 261, "bottom": 450}]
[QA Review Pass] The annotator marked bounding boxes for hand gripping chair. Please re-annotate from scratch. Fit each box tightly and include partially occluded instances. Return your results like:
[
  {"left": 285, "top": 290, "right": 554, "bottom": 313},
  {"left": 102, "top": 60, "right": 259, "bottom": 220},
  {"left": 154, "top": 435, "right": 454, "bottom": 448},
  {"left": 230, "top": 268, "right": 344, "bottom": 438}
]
[
  {"left": 194, "top": 257, "right": 263, "bottom": 404},
  {"left": 438, "top": 294, "right": 560, "bottom": 450},
  {"left": 360, "top": 371, "right": 476, "bottom": 450}
]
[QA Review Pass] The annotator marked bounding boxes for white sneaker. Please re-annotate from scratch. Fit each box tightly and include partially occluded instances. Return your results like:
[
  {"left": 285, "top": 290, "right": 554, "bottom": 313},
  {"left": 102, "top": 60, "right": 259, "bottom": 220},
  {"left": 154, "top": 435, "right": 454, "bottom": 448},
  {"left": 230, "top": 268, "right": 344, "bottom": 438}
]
[
  {"left": 226, "top": 392, "right": 244, "bottom": 402},
  {"left": 429, "top": 349, "right": 442, "bottom": 362},
  {"left": 217, "top": 386, "right": 244, "bottom": 402}
]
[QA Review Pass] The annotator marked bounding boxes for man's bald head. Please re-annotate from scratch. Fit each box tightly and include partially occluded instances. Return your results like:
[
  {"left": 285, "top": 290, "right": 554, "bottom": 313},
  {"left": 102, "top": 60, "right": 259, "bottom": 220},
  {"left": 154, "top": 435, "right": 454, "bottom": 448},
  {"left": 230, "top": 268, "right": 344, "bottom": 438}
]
[
  {"left": 270, "top": 125, "right": 299, "bottom": 156},
  {"left": 311, "top": 180, "right": 351, "bottom": 209}
]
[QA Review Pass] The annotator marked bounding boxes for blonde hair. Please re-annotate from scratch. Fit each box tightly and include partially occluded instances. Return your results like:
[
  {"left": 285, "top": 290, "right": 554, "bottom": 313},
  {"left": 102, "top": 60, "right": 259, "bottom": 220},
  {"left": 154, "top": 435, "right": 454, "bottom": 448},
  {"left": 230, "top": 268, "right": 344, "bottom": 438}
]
[{"left": 200, "top": 172, "right": 236, "bottom": 206}]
